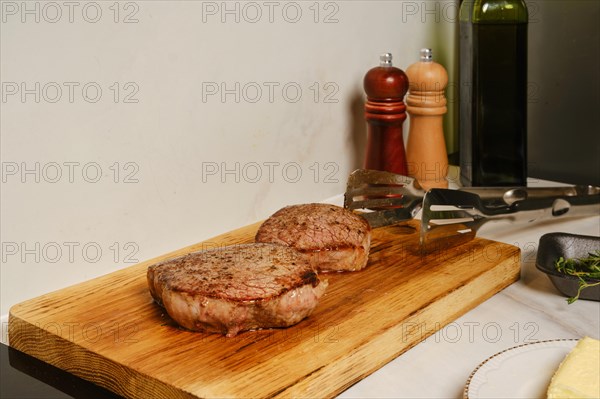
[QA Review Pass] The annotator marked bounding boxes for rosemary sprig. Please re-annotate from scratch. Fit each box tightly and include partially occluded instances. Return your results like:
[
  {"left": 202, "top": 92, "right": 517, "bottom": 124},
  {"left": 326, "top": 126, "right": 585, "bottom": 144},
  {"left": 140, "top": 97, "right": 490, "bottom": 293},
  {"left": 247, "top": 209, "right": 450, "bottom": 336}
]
[{"left": 554, "top": 250, "right": 600, "bottom": 304}]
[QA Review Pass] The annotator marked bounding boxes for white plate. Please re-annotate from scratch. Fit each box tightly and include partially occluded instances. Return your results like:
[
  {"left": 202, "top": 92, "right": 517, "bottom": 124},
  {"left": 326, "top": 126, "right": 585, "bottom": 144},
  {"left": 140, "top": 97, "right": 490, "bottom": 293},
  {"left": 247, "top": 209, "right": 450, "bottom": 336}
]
[{"left": 464, "top": 339, "right": 578, "bottom": 399}]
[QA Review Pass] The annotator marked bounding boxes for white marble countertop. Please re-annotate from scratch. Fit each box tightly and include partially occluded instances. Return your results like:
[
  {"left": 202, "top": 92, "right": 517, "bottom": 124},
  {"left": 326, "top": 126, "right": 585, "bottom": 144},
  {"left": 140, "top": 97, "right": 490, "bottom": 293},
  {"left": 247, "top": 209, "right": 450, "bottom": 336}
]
[{"left": 324, "top": 185, "right": 600, "bottom": 398}]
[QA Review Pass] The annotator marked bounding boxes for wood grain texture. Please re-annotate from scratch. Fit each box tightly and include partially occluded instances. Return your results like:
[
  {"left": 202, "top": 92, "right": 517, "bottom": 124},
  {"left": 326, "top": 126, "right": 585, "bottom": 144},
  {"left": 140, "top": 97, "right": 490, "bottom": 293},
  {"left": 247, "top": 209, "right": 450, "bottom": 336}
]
[{"left": 9, "top": 220, "right": 520, "bottom": 399}]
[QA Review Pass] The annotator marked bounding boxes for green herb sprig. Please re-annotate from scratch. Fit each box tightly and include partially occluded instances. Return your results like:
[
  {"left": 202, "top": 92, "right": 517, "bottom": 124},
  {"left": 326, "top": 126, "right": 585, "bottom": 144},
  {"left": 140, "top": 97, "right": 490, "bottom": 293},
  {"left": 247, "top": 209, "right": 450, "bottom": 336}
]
[{"left": 554, "top": 250, "right": 600, "bottom": 304}]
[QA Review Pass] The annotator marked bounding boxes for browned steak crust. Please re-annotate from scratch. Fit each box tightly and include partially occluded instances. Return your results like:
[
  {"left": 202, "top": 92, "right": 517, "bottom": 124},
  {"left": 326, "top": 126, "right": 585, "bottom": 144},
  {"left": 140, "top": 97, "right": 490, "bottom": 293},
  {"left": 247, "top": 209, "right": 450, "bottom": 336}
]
[
  {"left": 255, "top": 203, "right": 371, "bottom": 272},
  {"left": 147, "top": 243, "right": 328, "bottom": 337}
]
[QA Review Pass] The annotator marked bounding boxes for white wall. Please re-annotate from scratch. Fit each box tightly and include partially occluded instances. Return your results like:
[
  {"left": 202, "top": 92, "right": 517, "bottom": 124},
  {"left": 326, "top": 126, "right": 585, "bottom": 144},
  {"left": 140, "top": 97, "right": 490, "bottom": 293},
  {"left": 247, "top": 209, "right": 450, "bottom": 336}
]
[{"left": 1, "top": 1, "right": 458, "bottom": 315}]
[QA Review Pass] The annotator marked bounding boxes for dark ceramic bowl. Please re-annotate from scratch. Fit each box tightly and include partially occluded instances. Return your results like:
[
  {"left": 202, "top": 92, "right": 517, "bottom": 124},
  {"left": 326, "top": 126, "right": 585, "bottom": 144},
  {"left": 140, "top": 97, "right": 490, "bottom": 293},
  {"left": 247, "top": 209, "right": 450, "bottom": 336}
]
[{"left": 535, "top": 232, "right": 600, "bottom": 301}]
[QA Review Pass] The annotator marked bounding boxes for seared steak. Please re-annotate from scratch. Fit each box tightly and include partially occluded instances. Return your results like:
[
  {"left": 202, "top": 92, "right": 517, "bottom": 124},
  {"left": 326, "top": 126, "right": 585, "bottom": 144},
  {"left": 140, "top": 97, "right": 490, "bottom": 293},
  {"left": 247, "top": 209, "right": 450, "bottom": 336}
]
[
  {"left": 147, "top": 243, "right": 328, "bottom": 337},
  {"left": 255, "top": 203, "right": 371, "bottom": 272}
]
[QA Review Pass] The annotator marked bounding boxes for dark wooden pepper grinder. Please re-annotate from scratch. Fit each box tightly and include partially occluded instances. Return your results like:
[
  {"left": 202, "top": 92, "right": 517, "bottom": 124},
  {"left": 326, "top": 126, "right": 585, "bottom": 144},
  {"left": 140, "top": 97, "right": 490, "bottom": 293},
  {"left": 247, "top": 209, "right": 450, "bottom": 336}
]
[{"left": 363, "top": 53, "right": 409, "bottom": 175}]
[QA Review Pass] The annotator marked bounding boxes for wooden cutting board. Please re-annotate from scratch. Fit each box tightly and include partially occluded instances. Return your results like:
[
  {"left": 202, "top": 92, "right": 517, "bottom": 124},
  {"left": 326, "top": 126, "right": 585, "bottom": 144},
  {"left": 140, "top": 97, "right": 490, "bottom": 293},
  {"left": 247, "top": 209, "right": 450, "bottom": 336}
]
[{"left": 9, "top": 220, "right": 520, "bottom": 399}]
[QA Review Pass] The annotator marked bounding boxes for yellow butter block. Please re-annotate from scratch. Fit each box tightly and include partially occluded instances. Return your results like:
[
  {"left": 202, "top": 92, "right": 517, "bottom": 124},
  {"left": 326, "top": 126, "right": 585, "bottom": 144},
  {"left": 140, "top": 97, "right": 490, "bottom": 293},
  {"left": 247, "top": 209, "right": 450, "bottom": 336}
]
[{"left": 547, "top": 337, "right": 600, "bottom": 399}]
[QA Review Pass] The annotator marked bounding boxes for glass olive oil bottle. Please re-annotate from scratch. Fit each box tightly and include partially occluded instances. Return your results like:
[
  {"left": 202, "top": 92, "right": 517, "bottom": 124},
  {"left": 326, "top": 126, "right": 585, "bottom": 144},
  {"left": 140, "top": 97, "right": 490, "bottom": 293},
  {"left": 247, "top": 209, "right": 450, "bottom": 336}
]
[{"left": 459, "top": 0, "right": 528, "bottom": 186}]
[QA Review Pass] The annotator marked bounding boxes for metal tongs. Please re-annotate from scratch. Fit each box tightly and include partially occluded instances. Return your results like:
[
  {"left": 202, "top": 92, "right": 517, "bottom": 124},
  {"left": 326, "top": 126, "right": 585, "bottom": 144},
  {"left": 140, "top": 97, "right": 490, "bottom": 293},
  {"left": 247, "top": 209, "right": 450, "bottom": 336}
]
[
  {"left": 421, "top": 186, "right": 600, "bottom": 249},
  {"left": 344, "top": 169, "right": 424, "bottom": 228},
  {"left": 344, "top": 169, "right": 600, "bottom": 247}
]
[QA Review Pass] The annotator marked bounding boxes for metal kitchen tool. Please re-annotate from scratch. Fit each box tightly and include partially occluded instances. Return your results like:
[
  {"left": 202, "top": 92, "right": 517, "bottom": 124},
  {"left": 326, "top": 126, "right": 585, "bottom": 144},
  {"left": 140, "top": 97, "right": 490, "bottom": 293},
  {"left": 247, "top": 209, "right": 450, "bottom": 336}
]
[
  {"left": 343, "top": 169, "right": 423, "bottom": 228},
  {"left": 420, "top": 186, "right": 600, "bottom": 250},
  {"left": 344, "top": 169, "right": 596, "bottom": 228}
]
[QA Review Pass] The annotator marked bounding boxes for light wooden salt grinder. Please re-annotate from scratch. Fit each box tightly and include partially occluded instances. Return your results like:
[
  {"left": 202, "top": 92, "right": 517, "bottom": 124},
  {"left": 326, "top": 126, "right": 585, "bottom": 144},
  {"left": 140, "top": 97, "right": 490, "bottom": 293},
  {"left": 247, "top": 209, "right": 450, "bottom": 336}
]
[
  {"left": 406, "top": 48, "right": 449, "bottom": 189},
  {"left": 363, "top": 53, "right": 409, "bottom": 175}
]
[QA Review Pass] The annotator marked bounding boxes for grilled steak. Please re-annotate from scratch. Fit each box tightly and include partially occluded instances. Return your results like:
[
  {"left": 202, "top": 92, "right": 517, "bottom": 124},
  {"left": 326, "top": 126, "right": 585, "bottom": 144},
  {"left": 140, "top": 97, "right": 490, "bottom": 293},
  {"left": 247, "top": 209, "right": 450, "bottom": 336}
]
[
  {"left": 147, "top": 243, "right": 328, "bottom": 337},
  {"left": 255, "top": 203, "right": 371, "bottom": 272}
]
